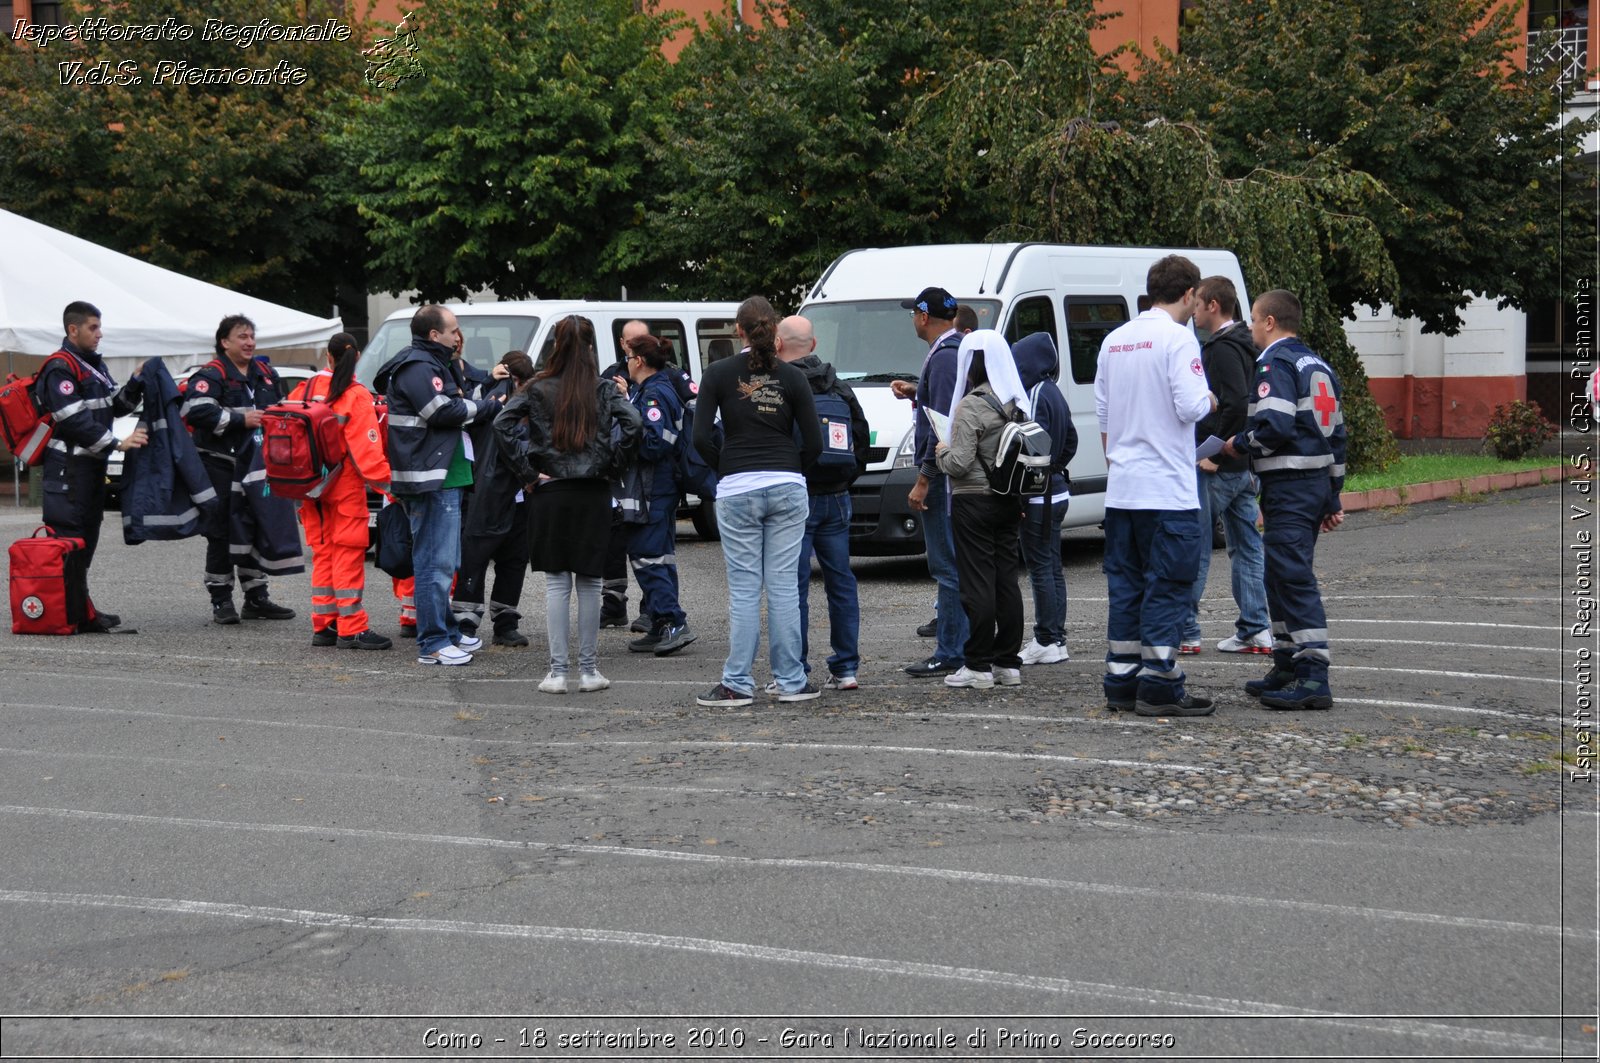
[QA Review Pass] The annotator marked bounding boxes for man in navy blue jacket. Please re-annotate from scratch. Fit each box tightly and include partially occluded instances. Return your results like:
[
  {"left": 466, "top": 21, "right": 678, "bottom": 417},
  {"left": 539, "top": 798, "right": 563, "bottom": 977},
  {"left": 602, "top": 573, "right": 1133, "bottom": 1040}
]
[
  {"left": 1013, "top": 332, "right": 1078, "bottom": 666},
  {"left": 373, "top": 305, "right": 500, "bottom": 666},
  {"left": 893, "top": 286, "right": 968, "bottom": 677},
  {"left": 34, "top": 301, "right": 147, "bottom": 632}
]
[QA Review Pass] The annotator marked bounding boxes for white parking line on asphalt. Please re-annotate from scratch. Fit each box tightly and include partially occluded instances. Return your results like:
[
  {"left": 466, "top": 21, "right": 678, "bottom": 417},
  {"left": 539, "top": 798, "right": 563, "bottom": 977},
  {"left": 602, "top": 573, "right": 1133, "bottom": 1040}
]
[
  {"left": 1337, "top": 665, "right": 1569, "bottom": 686},
  {"left": 0, "top": 808, "right": 1584, "bottom": 941},
  {"left": 533, "top": 739, "right": 1222, "bottom": 774},
  {"left": 0, "top": 888, "right": 1569, "bottom": 1053},
  {"left": 1334, "top": 618, "right": 1563, "bottom": 630},
  {"left": 1337, "top": 697, "right": 1553, "bottom": 722}
]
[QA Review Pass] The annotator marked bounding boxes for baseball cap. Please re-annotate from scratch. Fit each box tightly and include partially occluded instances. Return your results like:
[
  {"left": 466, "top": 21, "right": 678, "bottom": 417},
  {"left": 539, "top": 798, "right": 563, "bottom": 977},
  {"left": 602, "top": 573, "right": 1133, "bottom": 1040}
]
[{"left": 900, "top": 286, "right": 959, "bottom": 319}]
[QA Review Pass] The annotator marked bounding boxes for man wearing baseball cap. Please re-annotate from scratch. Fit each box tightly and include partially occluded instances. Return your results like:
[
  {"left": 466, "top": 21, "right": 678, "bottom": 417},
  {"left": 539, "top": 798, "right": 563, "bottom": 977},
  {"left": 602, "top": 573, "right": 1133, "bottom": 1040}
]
[{"left": 892, "top": 285, "right": 969, "bottom": 677}]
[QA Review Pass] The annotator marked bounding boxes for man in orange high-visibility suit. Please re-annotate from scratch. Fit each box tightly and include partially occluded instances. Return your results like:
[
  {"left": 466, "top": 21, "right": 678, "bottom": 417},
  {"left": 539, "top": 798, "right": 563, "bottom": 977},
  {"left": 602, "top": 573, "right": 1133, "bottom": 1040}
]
[{"left": 289, "top": 335, "right": 396, "bottom": 649}]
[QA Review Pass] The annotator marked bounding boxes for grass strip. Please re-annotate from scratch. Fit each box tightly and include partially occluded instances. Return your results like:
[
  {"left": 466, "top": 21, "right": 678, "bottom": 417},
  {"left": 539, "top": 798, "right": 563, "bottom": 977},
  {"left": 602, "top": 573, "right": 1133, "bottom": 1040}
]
[{"left": 1343, "top": 453, "right": 1558, "bottom": 493}]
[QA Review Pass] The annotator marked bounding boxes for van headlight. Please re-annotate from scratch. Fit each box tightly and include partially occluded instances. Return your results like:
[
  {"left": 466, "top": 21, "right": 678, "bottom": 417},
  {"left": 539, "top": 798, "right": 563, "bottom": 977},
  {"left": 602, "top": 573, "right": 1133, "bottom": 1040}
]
[{"left": 891, "top": 426, "right": 918, "bottom": 469}]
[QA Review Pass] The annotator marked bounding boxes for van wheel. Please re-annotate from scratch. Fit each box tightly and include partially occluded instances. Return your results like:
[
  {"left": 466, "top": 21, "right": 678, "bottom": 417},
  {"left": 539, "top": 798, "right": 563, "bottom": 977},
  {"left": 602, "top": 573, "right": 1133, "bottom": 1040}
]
[{"left": 692, "top": 503, "right": 719, "bottom": 541}]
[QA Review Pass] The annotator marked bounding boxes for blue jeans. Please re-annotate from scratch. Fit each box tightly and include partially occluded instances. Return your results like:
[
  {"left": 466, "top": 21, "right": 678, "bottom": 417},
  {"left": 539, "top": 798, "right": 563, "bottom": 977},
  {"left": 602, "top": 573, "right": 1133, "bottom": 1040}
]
[
  {"left": 798, "top": 490, "right": 860, "bottom": 678},
  {"left": 1181, "top": 465, "right": 1215, "bottom": 643},
  {"left": 923, "top": 475, "right": 968, "bottom": 664},
  {"left": 1103, "top": 507, "right": 1202, "bottom": 703},
  {"left": 716, "top": 482, "right": 810, "bottom": 695},
  {"left": 404, "top": 488, "right": 463, "bottom": 655},
  {"left": 1211, "top": 468, "right": 1270, "bottom": 639},
  {"left": 1021, "top": 497, "right": 1068, "bottom": 646}
]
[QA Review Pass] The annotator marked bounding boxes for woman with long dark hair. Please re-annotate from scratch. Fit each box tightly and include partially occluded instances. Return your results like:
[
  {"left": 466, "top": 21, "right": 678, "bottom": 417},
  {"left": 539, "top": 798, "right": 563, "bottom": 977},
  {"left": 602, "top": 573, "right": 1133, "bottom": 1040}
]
[
  {"left": 495, "top": 316, "right": 642, "bottom": 693},
  {"left": 291, "top": 332, "right": 395, "bottom": 650},
  {"left": 691, "top": 296, "right": 824, "bottom": 706}
]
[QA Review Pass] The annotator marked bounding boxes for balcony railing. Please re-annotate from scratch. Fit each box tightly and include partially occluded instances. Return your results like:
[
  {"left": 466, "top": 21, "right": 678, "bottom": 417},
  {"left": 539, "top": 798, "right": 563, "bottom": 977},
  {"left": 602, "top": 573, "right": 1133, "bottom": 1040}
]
[{"left": 1529, "top": 26, "right": 1592, "bottom": 87}]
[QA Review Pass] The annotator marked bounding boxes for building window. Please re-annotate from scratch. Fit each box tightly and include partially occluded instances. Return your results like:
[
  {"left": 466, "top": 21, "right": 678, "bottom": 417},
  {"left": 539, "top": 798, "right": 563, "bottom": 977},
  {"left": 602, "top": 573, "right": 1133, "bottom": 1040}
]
[{"left": 29, "top": 1, "right": 62, "bottom": 25}]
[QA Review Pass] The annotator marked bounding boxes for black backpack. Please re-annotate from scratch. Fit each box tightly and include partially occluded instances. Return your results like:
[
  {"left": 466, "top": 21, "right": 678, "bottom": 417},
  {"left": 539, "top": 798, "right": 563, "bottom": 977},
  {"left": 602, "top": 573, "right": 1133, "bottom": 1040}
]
[{"left": 978, "top": 393, "right": 1052, "bottom": 497}]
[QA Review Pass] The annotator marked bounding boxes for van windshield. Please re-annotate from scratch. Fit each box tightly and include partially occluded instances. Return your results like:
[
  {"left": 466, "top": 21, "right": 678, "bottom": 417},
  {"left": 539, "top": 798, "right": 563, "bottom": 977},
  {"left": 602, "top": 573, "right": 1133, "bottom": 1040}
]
[
  {"left": 355, "top": 315, "right": 541, "bottom": 392},
  {"left": 800, "top": 300, "right": 1000, "bottom": 383}
]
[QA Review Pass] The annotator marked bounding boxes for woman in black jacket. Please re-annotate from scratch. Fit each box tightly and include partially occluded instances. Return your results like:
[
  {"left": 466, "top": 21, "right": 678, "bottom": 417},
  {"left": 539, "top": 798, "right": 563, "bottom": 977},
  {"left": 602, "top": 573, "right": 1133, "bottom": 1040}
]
[{"left": 494, "top": 317, "right": 641, "bottom": 694}]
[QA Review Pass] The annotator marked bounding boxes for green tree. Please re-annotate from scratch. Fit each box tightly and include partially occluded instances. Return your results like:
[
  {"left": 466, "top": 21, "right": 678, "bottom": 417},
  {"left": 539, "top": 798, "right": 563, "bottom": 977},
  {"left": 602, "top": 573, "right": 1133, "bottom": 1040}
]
[
  {"left": 1132, "top": 0, "right": 1592, "bottom": 335},
  {"left": 626, "top": 0, "right": 1062, "bottom": 302},
  {"left": 0, "top": 0, "right": 372, "bottom": 318},
  {"left": 335, "top": 0, "right": 682, "bottom": 303}
]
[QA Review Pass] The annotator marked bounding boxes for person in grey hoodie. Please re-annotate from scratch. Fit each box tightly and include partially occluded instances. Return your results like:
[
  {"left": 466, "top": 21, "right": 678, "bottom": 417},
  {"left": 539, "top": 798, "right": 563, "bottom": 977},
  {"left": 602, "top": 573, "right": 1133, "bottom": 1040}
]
[{"left": 1011, "top": 332, "right": 1078, "bottom": 665}]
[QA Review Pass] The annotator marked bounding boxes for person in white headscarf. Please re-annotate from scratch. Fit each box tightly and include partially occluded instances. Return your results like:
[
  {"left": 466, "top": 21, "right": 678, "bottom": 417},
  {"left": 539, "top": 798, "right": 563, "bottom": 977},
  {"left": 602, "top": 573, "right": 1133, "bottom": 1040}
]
[{"left": 934, "top": 329, "right": 1031, "bottom": 690}]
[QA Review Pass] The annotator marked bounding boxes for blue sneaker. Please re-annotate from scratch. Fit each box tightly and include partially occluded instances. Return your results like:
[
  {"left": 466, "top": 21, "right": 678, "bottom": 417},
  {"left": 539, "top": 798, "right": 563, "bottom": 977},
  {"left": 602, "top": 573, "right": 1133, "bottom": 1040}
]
[{"left": 1244, "top": 667, "right": 1298, "bottom": 699}]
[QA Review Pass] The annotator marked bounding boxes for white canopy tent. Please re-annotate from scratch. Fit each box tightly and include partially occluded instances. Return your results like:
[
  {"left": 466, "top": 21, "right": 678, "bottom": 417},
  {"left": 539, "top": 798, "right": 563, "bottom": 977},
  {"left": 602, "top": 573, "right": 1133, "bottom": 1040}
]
[{"left": 0, "top": 209, "right": 342, "bottom": 383}]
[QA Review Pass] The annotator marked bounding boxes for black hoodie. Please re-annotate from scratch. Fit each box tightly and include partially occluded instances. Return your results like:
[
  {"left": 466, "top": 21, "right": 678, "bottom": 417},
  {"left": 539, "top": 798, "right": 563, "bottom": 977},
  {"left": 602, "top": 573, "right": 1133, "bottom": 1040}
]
[{"left": 1195, "top": 321, "right": 1259, "bottom": 474}]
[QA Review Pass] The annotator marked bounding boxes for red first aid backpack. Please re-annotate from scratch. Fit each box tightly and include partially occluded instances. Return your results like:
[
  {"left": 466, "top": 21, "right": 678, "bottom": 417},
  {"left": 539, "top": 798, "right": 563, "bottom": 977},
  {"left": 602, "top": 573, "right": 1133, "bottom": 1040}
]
[
  {"left": 0, "top": 353, "right": 82, "bottom": 467},
  {"left": 10, "top": 526, "right": 93, "bottom": 635},
  {"left": 261, "top": 392, "right": 348, "bottom": 501}
]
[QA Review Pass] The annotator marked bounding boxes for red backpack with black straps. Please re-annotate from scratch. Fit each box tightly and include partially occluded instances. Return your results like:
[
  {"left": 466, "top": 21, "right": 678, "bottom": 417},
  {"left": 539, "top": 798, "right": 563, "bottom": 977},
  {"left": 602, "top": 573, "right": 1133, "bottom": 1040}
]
[
  {"left": 261, "top": 374, "right": 348, "bottom": 501},
  {"left": 0, "top": 352, "right": 83, "bottom": 466}
]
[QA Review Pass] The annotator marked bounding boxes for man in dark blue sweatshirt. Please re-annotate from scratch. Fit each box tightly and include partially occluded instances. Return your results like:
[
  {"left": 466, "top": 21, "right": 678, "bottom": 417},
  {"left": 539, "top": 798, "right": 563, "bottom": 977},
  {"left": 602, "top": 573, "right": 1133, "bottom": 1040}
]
[{"left": 1012, "top": 332, "right": 1078, "bottom": 665}]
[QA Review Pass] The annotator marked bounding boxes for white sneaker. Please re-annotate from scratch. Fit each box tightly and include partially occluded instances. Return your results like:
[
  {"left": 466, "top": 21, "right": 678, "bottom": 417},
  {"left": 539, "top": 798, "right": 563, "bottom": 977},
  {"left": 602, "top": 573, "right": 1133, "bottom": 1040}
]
[
  {"left": 944, "top": 666, "right": 994, "bottom": 689},
  {"left": 455, "top": 634, "right": 484, "bottom": 653},
  {"left": 418, "top": 645, "right": 473, "bottom": 666},
  {"left": 1019, "top": 639, "right": 1067, "bottom": 665},
  {"left": 538, "top": 672, "right": 568, "bottom": 694},
  {"left": 994, "top": 667, "right": 1022, "bottom": 687},
  {"left": 824, "top": 674, "right": 859, "bottom": 690},
  {"left": 763, "top": 680, "right": 781, "bottom": 695},
  {"left": 1179, "top": 638, "right": 1203, "bottom": 655},
  {"left": 1217, "top": 631, "right": 1273, "bottom": 654},
  {"left": 578, "top": 672, "right": 610, "bottom": 693}
]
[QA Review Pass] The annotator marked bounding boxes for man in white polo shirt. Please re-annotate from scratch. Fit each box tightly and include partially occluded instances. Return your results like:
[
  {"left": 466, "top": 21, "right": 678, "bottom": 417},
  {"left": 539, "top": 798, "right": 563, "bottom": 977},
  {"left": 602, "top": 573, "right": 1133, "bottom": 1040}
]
[{"left": 1094, "top": 255, "right": 1217, "bottom": 716}]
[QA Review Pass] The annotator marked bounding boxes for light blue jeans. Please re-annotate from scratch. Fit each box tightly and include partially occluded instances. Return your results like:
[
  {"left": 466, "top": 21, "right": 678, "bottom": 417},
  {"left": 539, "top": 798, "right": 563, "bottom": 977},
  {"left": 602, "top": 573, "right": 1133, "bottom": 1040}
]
[
  {"left": 715, "top": 482, "right": 809, "bottom": 695},
  {"left": 1210, "top": 468, "right": 1271, "bottom": 639}
]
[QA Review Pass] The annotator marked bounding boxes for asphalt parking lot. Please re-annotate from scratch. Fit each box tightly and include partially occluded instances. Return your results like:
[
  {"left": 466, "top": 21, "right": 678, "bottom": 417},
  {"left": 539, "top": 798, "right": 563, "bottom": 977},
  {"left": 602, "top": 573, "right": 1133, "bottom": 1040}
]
[{"left": 0, "top": 482, "right": 1594, "bottom": 1059}]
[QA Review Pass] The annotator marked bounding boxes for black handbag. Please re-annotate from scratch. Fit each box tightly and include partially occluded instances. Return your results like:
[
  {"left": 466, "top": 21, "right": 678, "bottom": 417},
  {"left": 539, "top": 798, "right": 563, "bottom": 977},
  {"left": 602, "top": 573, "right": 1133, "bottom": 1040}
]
[{"left": 375, "top": 501, "right": 414, "bottom": 579}]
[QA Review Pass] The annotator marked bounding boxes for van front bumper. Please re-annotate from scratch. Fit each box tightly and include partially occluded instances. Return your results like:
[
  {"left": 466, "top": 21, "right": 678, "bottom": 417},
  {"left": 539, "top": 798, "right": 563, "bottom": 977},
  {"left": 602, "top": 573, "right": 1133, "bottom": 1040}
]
[{"left": 847, "top": 468, "right": 927, "bottom": 556}]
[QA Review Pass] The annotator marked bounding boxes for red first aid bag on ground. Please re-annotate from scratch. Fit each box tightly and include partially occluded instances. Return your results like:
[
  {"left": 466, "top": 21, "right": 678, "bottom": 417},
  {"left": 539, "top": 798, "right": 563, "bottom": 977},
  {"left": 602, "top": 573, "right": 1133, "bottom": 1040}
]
[
  {"left": 261, "top": 399, "right": 348, "bottom": 500},
  {"left": 10, "top": 526, "right": 92, "bottom": 635},
  {"left": 0, "top": 354, "right": 79, "bottom": 467}
]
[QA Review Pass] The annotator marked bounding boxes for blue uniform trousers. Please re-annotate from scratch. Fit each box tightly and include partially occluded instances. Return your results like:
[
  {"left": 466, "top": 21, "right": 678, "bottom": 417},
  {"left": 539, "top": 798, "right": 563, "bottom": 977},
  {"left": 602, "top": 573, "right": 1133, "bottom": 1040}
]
[
  {"left": 1259, "top": 474, "right": 1333, "bottom": 682},
  {"left": 628, "top": 492, "right": 686, "bottom": 629},
  {"left": 1102, "top": 507, "right": 1202, "bottom": 703}
]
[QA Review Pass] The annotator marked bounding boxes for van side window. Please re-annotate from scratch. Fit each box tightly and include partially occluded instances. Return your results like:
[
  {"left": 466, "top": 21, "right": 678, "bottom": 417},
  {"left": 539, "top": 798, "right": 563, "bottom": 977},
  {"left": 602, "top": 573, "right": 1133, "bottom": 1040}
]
[
  {"left": 697, "top": 318, "right": 738, "bottom": 373},
  {"left": 612, "top": 318, "right": 689, "bottom": 372},
  {"left": 1063, "top": 297, "right": 1131, "bottom": 385},
  {"left": 1002, "top": 296, "right": 1058, "bottom": 351}
]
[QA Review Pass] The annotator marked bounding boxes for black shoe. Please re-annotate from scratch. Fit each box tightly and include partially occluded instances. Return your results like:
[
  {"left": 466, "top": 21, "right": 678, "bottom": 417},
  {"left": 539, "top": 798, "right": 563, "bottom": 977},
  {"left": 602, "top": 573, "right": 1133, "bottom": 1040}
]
[
  {"left": 1245, "top": 667, "right": 1298, "bottom": 699},
  {"left": 916, "top": 617, "right": 938, "bottom": 638},
  {"left": 777, "top": 681, "right": 822, "bottom": 703},
  {"left": 653, "top": 622, "right": 697, "bottom": 656},
  {"left": 904, "top": 656, "right": 959, "bottom": 678},
  {"left": 599, "top": 611, "right": 627, "bottom": 629},
  {"left": 696, "top": 683, "right": 754, "bottom": 707},
  {"left": 493, "top": 629, "right": 530, "bottom": 648},
  {"left": 212, "top": 600, "right": 240, "bottom": 626},
  {"left": 629, "top": 628, "right": 664, "bottom": 652},
  {"left": 398, "top": 623, "right": 417, "bottom": 639},
  {"left": 458, "top": 621, "right": 479, "bottom": 639},
  {"left": 1259, "top": 678, "right": 1334, "bottom": 711},
  {"left": 338, "top": 630, "right": 393, "bottom": 650},
  {"left": 95, "top": 611, "right": 121, "bottom": 629},
  {"left": 242, "top": 597, "right": 296, "bottom": 620},
  {"left": 78, "top": 616, "right": 117, "bottom": 634},
  {"left": 311, "top": 628, "right": 338, "bottom": 647},
  {"left": 1135, "top": 693, "right": 1216, "bottom": 717},
  {"left": 630, "top": 614, "right": 651, "bottom": 634}
]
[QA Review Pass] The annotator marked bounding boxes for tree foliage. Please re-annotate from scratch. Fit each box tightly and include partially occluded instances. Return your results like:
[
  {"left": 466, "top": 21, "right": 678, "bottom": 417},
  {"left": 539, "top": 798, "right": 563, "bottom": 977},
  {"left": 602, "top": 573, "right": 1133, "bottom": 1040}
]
[
  {"left": 1131, "top": 0, "right": 1592, "bottom": 334},
  {"left": 334, "top": 0, "right": 682, "bottom": 302},
  {"left": 0, "top": 0, "right": 371, "bottom": 317}
]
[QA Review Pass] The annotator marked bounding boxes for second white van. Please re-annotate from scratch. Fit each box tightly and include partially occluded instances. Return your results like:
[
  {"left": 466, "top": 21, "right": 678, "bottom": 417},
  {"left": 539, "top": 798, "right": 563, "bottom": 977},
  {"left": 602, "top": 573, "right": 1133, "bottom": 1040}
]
[{"left": 797, "top": 243, "right": 1250, "bottom": 556}]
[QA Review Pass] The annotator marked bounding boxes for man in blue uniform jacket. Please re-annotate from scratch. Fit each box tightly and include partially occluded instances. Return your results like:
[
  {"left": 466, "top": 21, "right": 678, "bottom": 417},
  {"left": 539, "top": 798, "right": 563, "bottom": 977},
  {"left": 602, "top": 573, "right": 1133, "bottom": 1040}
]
[{"left": 1222, "top": 289, "right": 1347, "bottom": 710}]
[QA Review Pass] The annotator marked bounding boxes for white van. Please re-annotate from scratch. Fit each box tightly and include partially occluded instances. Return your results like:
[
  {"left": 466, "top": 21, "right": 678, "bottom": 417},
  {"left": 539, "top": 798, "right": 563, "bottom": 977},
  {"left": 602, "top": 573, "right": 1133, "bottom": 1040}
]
[
  {"left": 797, "top": 243, "right": 1250, "bottom": 556},
  {"left": 354, "top": 300, "right": 742, "bottom": 538}
]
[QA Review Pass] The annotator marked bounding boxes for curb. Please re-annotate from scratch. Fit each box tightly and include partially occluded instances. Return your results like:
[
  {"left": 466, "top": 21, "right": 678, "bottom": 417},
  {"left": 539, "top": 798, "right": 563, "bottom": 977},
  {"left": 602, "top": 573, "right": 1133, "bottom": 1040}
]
[{"left": 1341, "top": 464, "right": 1573, "bottom": 513}]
